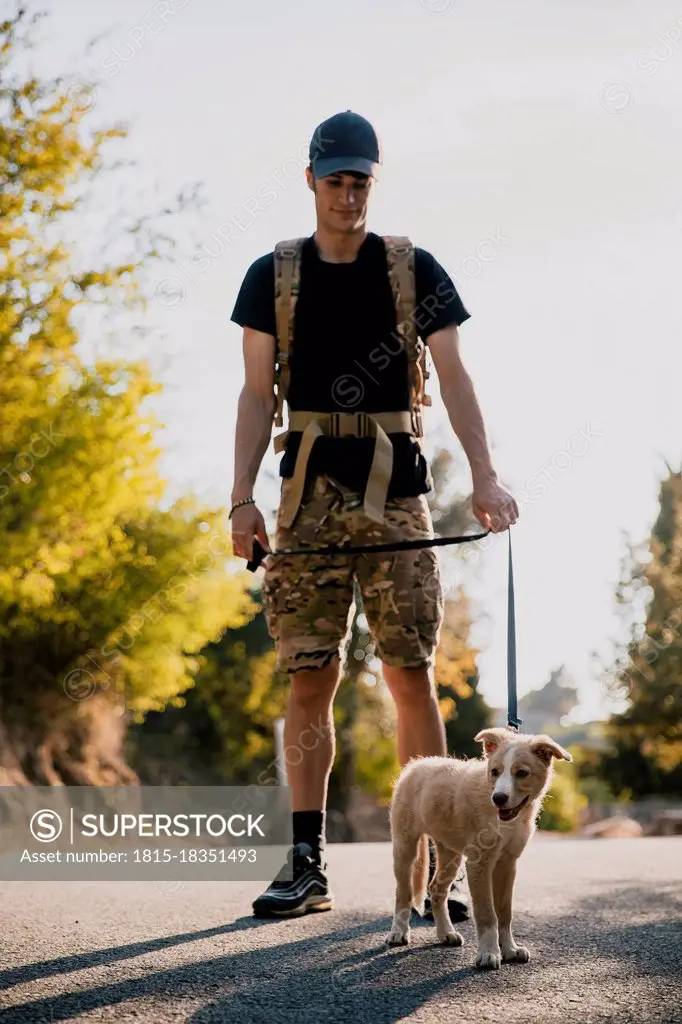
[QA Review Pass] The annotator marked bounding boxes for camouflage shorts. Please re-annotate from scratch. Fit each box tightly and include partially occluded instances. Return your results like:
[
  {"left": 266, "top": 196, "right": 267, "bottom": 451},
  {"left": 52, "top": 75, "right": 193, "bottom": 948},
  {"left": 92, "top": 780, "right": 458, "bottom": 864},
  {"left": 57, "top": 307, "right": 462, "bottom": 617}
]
[{"left": 261, "top": 474, "right": 444, "bottom": 675}]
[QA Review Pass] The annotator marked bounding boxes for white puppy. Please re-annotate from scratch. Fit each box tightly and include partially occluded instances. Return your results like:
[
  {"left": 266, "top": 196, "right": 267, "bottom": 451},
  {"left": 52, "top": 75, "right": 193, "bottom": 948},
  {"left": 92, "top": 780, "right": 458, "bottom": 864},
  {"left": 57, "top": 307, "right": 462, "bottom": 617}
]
[{"left": 385, "top": 727, "right": 572, "bottom": 969}]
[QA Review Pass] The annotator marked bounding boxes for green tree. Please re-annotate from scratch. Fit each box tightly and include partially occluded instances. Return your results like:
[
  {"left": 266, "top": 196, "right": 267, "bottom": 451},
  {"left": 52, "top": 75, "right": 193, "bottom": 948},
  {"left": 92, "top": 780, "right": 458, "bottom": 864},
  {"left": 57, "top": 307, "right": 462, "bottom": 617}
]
[
  {"left": 537, "top": 753, "right": 588, "bottom": 832},
  {"left": 599, "top": 468, "right": 682, "bottom": 798},
  {"left": 0, "top": 7, "right": 256, "bottom": 785},
  {"left": 128, "top": 589, "right": 286, "bottom": 785}
]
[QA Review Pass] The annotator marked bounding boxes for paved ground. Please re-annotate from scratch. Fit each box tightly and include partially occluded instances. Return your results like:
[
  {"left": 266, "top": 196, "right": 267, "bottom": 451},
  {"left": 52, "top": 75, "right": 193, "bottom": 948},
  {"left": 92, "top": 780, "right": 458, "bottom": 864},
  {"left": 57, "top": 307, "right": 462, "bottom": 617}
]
[{"left": 0, "top": 836, "right": 680, "bottom": 1023}]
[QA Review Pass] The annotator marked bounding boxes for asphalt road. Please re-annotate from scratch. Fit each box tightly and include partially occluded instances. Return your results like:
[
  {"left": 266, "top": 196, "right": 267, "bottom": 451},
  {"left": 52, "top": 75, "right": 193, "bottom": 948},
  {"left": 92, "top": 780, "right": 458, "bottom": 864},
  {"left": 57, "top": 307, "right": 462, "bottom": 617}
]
[{"left": 1, "top": 836, "right": 680, "bottom": 1024}]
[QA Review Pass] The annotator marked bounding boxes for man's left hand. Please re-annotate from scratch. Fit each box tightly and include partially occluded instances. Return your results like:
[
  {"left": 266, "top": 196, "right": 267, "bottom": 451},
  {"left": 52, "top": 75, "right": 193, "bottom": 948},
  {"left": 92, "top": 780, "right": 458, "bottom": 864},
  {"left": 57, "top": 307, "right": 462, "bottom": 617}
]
[{"left": 472, "top": 477, "right": 519, "bottom": 533}]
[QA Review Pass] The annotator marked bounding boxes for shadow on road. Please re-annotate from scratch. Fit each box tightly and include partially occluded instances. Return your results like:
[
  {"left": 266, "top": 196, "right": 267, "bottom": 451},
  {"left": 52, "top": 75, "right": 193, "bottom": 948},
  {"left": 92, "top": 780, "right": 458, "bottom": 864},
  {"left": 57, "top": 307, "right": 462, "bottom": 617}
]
[
  {"left": 1, "top": 885, "right": 680, "bottom": 1023},
  {"left": 0, "top": 914, "right": 275, "bottom": 991}
]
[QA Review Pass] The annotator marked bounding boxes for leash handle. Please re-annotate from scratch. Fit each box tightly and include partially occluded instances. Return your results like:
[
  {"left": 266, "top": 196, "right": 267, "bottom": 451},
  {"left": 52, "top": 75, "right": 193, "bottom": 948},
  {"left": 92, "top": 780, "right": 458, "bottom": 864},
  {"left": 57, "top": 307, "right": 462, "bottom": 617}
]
[
  {"left": 506, "top": 528, "right": 522, "bottom": 731},
  {"left": 246, "top": 539, "right": 267, "bottom": 573}
]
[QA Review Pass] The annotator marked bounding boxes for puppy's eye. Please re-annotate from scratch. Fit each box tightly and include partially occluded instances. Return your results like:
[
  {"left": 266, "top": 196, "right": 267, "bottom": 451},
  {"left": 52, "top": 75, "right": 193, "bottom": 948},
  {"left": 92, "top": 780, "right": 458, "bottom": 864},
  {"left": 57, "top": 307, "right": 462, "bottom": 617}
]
[
  {"left": 515, "top": 769, "right": 530, "bottom": 778},
  {"left": 491, "top": 768, "right": 500, "bottom": 777}
]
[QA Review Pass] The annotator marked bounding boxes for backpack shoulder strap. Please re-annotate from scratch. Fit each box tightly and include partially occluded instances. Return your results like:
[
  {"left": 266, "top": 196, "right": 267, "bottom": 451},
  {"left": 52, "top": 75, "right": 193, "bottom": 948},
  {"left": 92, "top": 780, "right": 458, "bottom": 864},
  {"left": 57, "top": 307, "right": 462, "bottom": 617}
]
[
  {"left": 383, "top": 236, "right": 431, "bottom": 436},
  {"left": 273, "top": 238, "right": 306, "bottom": 427}
]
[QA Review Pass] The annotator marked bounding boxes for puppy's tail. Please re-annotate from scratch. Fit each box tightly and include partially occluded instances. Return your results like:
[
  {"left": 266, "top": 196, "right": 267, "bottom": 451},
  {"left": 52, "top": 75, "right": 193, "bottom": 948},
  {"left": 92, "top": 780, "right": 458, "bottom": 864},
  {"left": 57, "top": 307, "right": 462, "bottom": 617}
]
[{"left": 411, "top": 834, "right": 429, "bottom": 915}]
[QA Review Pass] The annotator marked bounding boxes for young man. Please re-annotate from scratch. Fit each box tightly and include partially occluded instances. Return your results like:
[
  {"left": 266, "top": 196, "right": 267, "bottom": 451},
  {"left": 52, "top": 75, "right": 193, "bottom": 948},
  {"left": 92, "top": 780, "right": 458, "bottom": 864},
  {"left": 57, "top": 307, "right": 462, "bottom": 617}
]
[{"left": 229, "top": 110, "right": 518, "bottom": 919}]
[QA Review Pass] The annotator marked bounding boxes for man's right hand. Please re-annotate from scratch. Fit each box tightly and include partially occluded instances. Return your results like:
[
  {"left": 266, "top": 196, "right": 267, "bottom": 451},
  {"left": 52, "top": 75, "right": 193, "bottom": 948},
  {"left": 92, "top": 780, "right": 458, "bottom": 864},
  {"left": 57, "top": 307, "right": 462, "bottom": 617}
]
[{"left": 230, "top": 502, "right": 271, "bottom": 561}]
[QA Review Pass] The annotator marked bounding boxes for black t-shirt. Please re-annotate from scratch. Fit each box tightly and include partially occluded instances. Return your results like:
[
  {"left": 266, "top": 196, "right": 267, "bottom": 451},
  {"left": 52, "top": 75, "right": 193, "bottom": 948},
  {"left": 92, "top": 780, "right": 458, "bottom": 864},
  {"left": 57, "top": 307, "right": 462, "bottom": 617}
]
[{"left": 230, "top": 232, "right": 470, "bottom": 496}]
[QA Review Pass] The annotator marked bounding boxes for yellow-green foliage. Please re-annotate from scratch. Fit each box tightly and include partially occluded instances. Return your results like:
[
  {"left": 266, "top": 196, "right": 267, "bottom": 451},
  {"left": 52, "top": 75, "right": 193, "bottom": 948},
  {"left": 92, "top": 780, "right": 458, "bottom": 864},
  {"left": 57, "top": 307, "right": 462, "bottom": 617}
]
[
  {"left": 0, "top": 10, "right": 257, "bottom": 734},
  {"left": 353, "top": 691, "right": 401, "bottom": 804},
  {"left": 537, "top": 755, "right": 588, "bottom": 832},
  {"left": 599, "top": 470, "right": 682, "bottom": 797}
]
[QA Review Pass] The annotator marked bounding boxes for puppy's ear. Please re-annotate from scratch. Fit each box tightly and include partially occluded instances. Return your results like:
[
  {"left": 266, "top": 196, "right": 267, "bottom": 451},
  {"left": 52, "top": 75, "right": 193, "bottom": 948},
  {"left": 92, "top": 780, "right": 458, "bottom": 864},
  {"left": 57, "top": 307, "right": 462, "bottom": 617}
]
[
  {"left": 474, "top": 728, "right": 509, "bottom": 757},
  {"left": 530, "top": 735, "right": 573, "bottom": 764}
]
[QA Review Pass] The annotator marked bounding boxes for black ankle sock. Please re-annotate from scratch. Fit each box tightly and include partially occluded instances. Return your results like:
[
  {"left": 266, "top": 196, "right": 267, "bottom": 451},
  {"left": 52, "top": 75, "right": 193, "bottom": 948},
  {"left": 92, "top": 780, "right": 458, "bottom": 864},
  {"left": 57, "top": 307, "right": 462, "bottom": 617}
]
[{"left": 293, "top": 810, "right": 325, "bottom": 863}]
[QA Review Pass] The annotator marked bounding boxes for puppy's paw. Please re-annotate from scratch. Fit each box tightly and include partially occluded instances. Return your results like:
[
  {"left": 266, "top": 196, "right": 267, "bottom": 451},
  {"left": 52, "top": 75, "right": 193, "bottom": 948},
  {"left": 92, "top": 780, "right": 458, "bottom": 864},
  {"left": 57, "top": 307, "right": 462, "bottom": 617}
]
[
  {"left": 438, "top": 929, "right": 463, "bottom": 947},
  {"left": 385, "top": 928, "right": 410, "bottom": 947},
  {"left": 475, "top": 950, "right": 501, "bottom": 970},
  {"left": 502, "top": 945, "right": 529, "bottom": 963}
]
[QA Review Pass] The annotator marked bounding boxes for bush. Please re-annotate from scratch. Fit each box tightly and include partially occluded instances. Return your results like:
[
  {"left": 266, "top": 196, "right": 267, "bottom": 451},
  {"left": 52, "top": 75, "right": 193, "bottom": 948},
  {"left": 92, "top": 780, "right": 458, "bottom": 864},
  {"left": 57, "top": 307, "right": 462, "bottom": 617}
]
[
  {"left": 578, "top": 775, "right": 622, "bottom": 806},
  {"left": 537, "top": 759, "right": 588, "bottom": 832}
]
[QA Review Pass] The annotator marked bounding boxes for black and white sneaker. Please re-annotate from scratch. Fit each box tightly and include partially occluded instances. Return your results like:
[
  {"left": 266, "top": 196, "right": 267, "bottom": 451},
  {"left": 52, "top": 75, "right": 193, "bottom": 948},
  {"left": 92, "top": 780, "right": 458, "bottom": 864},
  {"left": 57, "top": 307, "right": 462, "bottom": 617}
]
[
  {"left": 419, "top": 838, "right": 470, "bottom": 923},
  {"left": 252, "top": 843, "right": 333, "bottom": 918}
]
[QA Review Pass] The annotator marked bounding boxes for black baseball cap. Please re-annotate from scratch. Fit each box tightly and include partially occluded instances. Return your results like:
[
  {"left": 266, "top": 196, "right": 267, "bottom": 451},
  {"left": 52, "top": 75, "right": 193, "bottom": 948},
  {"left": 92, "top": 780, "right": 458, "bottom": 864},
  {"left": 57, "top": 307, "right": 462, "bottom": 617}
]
[{"left": 308, "top": 110, "right": 382, "bottom": 179}]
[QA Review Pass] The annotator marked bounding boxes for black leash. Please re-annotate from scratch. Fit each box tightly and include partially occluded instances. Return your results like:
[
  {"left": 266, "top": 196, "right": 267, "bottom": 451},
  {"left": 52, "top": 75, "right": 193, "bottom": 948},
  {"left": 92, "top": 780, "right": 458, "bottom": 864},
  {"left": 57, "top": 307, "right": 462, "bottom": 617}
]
[
  {"left": 506, "top": 530, "right": 522, "bottom": 730},
  {"left": 245, "top": 530, "right": 491, "bottom": 572},
  {"left": 245, "top": 528, "right": 522, "bottom": 732}
]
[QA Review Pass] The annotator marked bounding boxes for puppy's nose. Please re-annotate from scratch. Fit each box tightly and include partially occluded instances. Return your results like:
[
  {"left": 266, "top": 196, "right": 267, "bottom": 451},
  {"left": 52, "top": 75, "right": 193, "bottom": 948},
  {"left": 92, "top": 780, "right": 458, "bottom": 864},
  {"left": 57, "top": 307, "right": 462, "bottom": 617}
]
[{"left": 493, "top": 792, "right": 509, "bottom": 807}]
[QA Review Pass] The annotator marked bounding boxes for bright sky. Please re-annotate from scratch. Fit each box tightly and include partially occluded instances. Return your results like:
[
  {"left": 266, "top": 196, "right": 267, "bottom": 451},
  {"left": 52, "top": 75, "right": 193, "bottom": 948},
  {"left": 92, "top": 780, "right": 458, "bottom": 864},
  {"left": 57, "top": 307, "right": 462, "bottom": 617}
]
[{"left": 31, "top": 0, "right": 682, "bottom": 723}]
